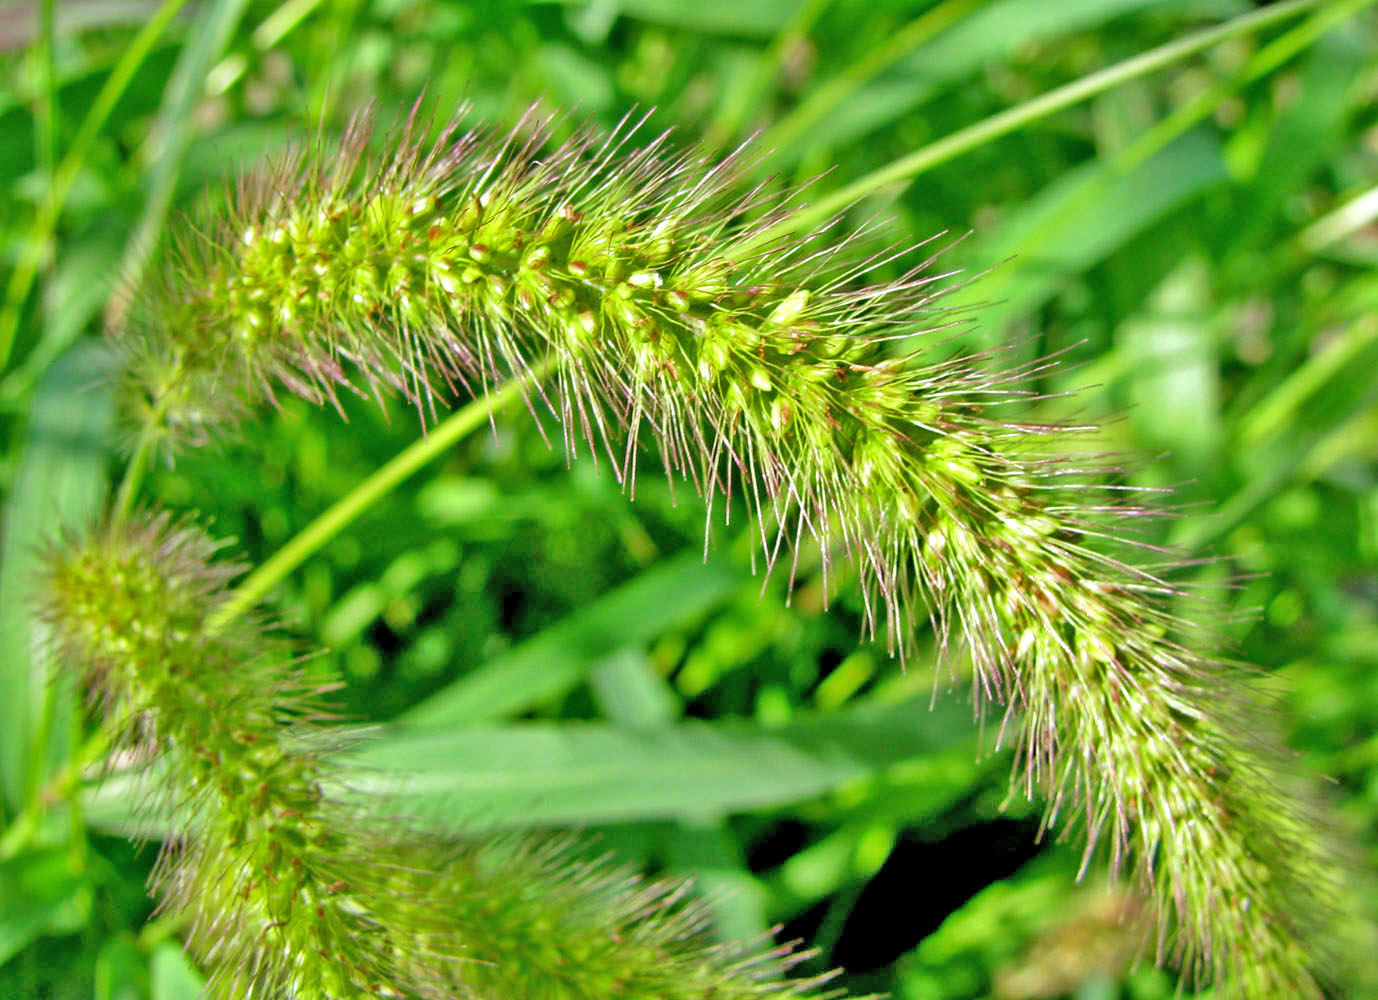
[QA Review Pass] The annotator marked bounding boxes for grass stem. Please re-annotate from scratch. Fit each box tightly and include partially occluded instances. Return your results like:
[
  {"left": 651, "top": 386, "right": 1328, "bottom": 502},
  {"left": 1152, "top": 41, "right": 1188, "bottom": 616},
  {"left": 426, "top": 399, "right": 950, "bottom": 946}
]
[
  {"left": 208, "top": 363, "right": 550, "bottom": 630},
  {"left": 0, "top": 0, "right": 188, "bottom": 374},
  {"left": 735, "top": 0, "right": 1350, "bottom": 252}
]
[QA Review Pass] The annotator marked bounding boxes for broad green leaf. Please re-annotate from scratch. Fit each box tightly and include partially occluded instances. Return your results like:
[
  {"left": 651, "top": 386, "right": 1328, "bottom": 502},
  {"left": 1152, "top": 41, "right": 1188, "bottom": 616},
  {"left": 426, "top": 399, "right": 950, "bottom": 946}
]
[
  {"left": 589, "top": 647, "right": 680, "bottom": 727},
  {"left": 661, "top": 820, "right": 768, "bottom": 944},
  {"left": 95, "top": 933, "right": 147, "bottom": 1000},
  {"left": 151, "top": 941, "right": 205, "bottom": 1000},
  {"left": 355, "top": 693, "right": 976, "bottom": 827},
  {"left": 0, "top": 847, "right": 90, "bottom": 967},
  {"left": 1118, "top": 257, "right": 1222, "bottom": 468},
  {"left": 5, "top": 217, "right": 129, "bottom": 393},
  {"left": 84, "top": 694, "right": 978, "bottom": 833},
  {"left": 1223, "top": 32, "right": 1366, "bottom": 247},
  {"left": 538, "top": 42, "right": 616, "bottom": 111},
  {"left": 895, "top": 0, "right": 1173, "bottom": 84}
]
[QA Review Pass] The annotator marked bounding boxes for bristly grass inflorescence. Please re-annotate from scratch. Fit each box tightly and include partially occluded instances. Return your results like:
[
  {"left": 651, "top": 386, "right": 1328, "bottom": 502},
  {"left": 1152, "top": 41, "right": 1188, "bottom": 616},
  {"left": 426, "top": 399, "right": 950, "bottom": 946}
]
[
  {"left": 51, "top": 101, "right": 1363, "bottom": 995},
  {"left": 41, "top": 512, "right": 837, "bottom": 999}
]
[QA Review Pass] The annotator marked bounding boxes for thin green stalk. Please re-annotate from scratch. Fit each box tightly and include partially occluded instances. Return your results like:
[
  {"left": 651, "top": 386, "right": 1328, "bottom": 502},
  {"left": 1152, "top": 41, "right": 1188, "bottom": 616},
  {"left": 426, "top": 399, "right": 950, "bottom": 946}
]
[
  {"left": 1298, "top": 181, "right": 1378, "bottom": 252},
  {"left": 701, "top": 0, "right": 835, "bottom": 153},
  {"left": 65, "top": 693, "right": 86, "bottom": 876},
  {"left": 735, "top": 0, "right": 1343, "bottom": 253},
  {"left": 9, "top": 0, "right": 58, "bottom": 382},
  {"left": 942, "top": 0, "right": 1369, "bottom": 319},
  {"left": 207, "top": 366, "right": 548, "bottom": 631},
  {"left": 20, "top": 680, "right": 55, "bottom": 830},
  {"left": 108, "top": 0, "right": 250, "bottom": 334},
  {"left": 751, "top": 0, "right": 982, "bottom": 157},
  {"left": 251, "top": 0, "right": 326, "bottom": 50},
  {"left": 113, "top": 394, "right": 171, "bottom": 523},
  {"left": 0, "top": 0, "right": 188, "bottom": 374},
  {"left": 112, "top": 432, "right": 156, "bottom": 524},
  {"left": 35, "top": 0, "right": 58, "bottom": 200},
  {"left": 1114, "top": 0, "right": 1373, "bottom": 179},
  {"left": 0, "top": 730, "right": 109, "bottom": 861}
]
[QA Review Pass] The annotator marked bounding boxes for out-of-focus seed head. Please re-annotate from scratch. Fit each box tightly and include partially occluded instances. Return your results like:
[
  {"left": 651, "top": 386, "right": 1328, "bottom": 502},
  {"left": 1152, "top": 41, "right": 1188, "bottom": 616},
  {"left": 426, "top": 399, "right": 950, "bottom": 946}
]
[{"left": 37, "top": 512, "right": 845, "bottom": 999}]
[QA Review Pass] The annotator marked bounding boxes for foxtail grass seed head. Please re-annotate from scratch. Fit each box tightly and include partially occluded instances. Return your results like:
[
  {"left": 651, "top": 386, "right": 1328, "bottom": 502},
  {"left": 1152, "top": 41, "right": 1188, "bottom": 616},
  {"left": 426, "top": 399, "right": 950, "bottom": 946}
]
[
  {"left": 97, "top": 101, "right": 1368, "bottom": 995},
  {"left": 41, "top": 513, "right": 839, "bottom": 999}
]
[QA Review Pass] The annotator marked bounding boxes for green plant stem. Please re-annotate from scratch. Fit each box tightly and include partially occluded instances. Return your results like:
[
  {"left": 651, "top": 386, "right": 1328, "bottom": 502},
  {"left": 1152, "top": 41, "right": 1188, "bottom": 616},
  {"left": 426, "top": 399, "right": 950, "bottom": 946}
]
[
  {"left": 1111, "top": 0, "right": 1371, "bottom": 179},
  {"left": 0, "top": 0, "right": 187, "bottom": 374},
  {"left": 21, "top": 682, "right": 55, "bottom": 831},
  {"left": 208, "top": 365, "right": 550, "bottom": 631},
  {"left": 65, "top": 699, "right": 87, "bottom": 876},
  {"left": 701, "top": 0, "right": 834, "bottom": 152},
  {"left": 109, "top": 0, "right": 250, "bottom": 335},
  {"left": 0, "top": 730, "right": 108, "bottom": 861},
  {"left": 113, "top": 402, "right": 169, "bottom": 523},
  {"left": 940, "top": 0, "right": 1367, "bottom": 324},
  {"left": 735, "top": 0, "right": 1349, "bottom": 253},
  {"left": 1121, "top": 3, "right": 1357, "bottom": 171},
  {"left": 751, "top": 0, "right": 983, "bottom": 158},
  {"left": 35, "top": 0, "right": 58, "bottom": 199},
  {"left": 251, "top": 0, "right": 326, "bottom": 50},
  {"left": 112, "top": 435, "right": 154, "bottom": 523}
]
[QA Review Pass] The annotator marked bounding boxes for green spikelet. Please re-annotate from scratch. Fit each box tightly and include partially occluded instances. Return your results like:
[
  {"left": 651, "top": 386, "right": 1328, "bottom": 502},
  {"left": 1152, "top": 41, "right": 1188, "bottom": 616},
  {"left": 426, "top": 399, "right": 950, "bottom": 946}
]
[
  {"left": 101, "top": 102, "right": 1369, "bottom": 995},
  {"left": 40, "top": 512, "right": 839, "bottom": 999},
  {"left": 40, "top": 513, "right": 429, "bottom": 997}
]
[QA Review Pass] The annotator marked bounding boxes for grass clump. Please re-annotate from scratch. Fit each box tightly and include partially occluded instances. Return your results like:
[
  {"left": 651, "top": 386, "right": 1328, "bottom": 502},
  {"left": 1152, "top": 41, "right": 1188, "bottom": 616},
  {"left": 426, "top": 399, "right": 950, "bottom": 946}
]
[
  {"left": 38, "top": 102, "right": 1362, "bottom": 997},
  {"left": 4, "top": 3, "right": 1376, "bottom": 998}
]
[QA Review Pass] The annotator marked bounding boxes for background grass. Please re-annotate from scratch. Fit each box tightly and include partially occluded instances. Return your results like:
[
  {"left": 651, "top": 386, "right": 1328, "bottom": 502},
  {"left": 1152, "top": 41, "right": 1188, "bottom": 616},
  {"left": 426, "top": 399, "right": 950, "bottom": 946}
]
[{"left": 2, "top": 1, "right": 1377, "bottom": 997}]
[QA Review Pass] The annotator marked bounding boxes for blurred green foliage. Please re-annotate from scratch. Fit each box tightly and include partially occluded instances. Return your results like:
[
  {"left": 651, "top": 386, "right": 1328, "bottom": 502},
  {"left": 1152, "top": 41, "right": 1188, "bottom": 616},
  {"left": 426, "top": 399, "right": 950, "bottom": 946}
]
[{"left": 1, "top": 0, "right": 1376, "bottom": 997}]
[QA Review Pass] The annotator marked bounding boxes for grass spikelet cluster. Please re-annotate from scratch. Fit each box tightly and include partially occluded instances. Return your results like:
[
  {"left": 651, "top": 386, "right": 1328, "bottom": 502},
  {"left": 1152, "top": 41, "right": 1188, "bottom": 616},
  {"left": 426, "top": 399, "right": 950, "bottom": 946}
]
[
  {"left": 40, "top": 512, "right": 836, "bottom": 999},
  {"left": 96, "top": 102, "right": 1367, "bottom": 995}
]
